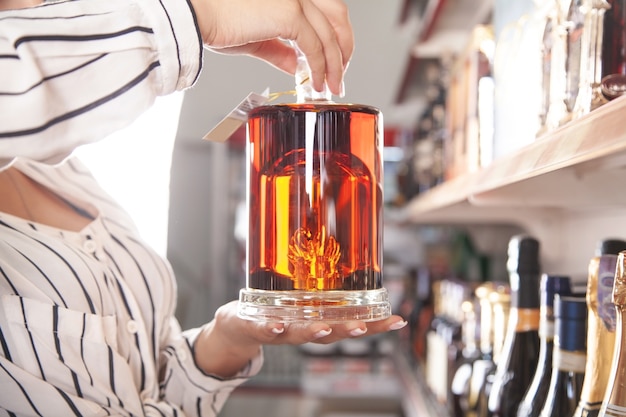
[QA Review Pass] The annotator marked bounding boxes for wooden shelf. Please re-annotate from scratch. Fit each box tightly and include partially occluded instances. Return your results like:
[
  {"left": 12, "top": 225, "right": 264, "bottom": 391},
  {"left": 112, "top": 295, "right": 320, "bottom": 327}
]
[
  {"left": 397, "top": 95, "right": 626, "bottom": 223},
  {"left": 390, "top": 95, "right": 626, "bottom": 281}
]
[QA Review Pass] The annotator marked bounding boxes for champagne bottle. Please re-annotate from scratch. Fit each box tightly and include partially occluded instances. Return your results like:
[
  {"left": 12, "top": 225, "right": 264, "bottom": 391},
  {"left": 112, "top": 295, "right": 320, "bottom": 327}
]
[
  {"left": 488, "top": 235, "right": 542, "bottom": 417},
  {"left": 574, "top": 239, "right": 626, "bottom": 417},
  {"left": 539, "top": 295, "right": 587, "bottom": 417},
  {"left": 451, "top": 297, "right": 481, "bottom": 417},
  {"left": 463, "top": 283, "right": 499, "bottom": 417},
  {"left": 476, "top": 284, "right": 511, "bottom": 417},
  {"left": 516, "top": 274, "right": 572, "bottom": 417},
  {"left": 599, "top": 251, "right": 626, "bottom": 417}
]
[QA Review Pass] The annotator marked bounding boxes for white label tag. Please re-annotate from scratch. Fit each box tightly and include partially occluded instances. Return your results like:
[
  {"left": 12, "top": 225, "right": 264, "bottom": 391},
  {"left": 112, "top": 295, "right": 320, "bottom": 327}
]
[{"left": 202, "top": 90, "right": 269, "bottom": 142}]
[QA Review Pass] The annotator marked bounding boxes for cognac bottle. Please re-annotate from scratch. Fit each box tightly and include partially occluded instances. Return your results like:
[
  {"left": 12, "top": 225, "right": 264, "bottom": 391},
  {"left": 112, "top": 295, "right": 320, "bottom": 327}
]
[{"left": 238, "top": 47, "right": 390, "bottom": 322}]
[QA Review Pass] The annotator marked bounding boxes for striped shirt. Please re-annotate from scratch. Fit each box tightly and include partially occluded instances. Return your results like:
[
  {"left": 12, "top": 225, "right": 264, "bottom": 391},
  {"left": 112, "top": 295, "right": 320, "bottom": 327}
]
[
  {"left": 0, "top": 157, "right": 262, "bottom": 416},
  {"left": 0, "top": 0, "right": 263, "bottom": 416},
  {"left": 0, "top": 0, "right": 203, "bottom": 162}
]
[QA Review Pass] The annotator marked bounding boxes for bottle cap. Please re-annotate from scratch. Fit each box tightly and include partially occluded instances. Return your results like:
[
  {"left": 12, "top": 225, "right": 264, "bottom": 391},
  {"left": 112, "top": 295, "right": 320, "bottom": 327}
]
[
  {"left": 507, "top": 235, "right": 540, "bottom": 274},
  {"left": 541, "top": 274, "right": 572, "bottom": 308},
  {"left": 596, "top": 239, "right": 626, "bottom": 256},
  {"left": 554, "top": 295, "right": 587, "bottom": 351}
]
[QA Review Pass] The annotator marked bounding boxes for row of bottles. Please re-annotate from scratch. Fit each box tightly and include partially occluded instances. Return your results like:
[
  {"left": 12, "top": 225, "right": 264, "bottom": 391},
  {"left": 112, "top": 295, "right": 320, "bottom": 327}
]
[
  {"left": 390, "top": 0, "right": 626, "bottom": 207},
  {"left": 420, "top": 235, "right": 626, "bottom": 417}
]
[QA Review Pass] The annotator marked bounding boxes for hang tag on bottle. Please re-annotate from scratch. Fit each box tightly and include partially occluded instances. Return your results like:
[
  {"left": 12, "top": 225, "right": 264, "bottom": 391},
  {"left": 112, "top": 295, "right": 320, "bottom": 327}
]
[{"left": 202, "top": 89, "right": 270, "bottom": 143}]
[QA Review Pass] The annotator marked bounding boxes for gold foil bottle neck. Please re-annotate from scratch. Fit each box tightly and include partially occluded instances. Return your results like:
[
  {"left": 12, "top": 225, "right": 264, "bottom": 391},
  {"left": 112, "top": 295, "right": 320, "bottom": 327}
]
[{"left": 614, "top": 251, "right": 626, "bottom": 306}]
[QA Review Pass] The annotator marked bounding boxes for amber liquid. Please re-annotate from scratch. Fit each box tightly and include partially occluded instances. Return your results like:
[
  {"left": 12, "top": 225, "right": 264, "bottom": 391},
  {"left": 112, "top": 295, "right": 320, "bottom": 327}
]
[{"left": 246, "top": 102, "right": 383, "bottom": 293}]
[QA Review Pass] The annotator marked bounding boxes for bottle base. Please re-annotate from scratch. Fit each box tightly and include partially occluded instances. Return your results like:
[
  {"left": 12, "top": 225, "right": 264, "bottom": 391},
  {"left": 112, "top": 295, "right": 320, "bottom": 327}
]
[{"left": 237, "top": 288, "right": 391, "bottom": 323}]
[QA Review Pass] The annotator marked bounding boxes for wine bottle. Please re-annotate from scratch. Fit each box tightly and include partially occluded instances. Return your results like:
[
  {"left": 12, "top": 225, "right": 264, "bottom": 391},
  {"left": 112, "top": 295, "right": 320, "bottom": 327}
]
[
  {"left": 460, "top": 283, "right": 498, "bottom": 416},
  {"left": 488, "top": 235, "right": 542, "bottom": 417},
  {"left": 599, "top": 251, "right": 626, "bottom": 417},
  {"left": 476, "top": 284, "right": 511, "bottom": 417},
  {"left": 451, "top": 297, "right": 481, "bottom": 417},
  {"left": 539, "top": 295, "right": 587, "bottom": 417},
  {"left": 516, "top": 274, "right": 572, "bottom": 417},
  {"left": 574, "top": 239, "right": 626, "bottom": 417}
]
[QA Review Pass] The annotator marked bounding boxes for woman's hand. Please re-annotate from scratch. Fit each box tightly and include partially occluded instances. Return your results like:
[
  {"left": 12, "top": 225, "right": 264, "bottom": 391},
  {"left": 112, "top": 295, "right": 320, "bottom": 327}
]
[
  {"left": 194, "top": 300, "right": 407, "bottom": 378},
  {"left": 189, "top": 0, "right": 353, "bottom": 96}
]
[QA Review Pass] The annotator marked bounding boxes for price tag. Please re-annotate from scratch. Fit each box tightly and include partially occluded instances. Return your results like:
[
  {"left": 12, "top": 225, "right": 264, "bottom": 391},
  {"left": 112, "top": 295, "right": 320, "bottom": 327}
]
[{"left": 202, "top": 89, "right": 269, "bottom": 143}]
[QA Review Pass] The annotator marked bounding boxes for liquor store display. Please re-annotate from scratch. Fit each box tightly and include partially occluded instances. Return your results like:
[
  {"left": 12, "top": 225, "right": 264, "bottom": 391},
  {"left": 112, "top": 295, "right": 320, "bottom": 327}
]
[
  {"left": 385, "top": 0, "right": 626, "bottom": 416},
  {"left": 398, "top": 236, "right": 626, "bottom": 417}
]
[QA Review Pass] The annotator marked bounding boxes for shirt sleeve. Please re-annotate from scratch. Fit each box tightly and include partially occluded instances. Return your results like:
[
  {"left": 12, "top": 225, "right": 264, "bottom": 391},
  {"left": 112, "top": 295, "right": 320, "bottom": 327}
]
[
  {"left": 158, "top": 320, "right": 264, "bottom": 416},
  {"left": 0, "top": 0, "right": 203, "bottom": 161}
]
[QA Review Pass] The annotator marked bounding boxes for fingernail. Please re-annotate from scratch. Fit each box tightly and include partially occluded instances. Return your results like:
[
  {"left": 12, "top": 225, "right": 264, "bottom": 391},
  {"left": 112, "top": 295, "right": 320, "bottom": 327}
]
[
  {"left": 313, "top": 329, "right": 332, "bottom": 339},
  {"left": 271, "top": 326, "right": 285, "bottom": 334},
  {"left": 349, "top": 327, "right": 367, "bottom": 337},
  {"left": 339, "top": 80, "right": 346, "bottom": 98},
  {"left": 389, "top": 320, "right": 408, "bottom": 331}
]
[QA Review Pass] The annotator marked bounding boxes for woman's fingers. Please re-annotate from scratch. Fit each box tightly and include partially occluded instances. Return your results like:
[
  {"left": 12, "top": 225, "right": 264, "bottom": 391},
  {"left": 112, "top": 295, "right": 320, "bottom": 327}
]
[{"left": 193, "top": 0, "right": 353, "bottom": 95}]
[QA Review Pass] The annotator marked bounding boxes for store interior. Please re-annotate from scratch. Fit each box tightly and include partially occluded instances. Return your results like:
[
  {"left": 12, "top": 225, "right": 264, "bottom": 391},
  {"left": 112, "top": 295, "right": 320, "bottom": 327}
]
[{"left": 76, "top": 0, "right": 626, "bottom": 416}]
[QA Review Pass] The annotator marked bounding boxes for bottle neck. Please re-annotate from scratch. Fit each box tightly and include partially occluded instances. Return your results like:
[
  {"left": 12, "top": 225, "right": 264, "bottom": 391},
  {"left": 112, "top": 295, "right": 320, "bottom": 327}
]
[
  {"left": 578, "top": 258, "right": 618, "bottom": 408},
  {"left": 578, "top": 307, "right": 616, "bottom": 407},
  {"left": 293, "top": 43, "right": 333, "bottom": 104},
  {"left": 601, "top": 306, "right": 626, "bottom": 413},
  {"left": 539, "top": 306, "right": 556, "bottom": 341},
  {"left": 553, "top": 348, "right": 586, "bottom": 373},
  {"left": 295, "top": 77, "right": 332, "bottom": 103},
  {"left": 599, "top": 251, "right": 626, "bottom": 415}
]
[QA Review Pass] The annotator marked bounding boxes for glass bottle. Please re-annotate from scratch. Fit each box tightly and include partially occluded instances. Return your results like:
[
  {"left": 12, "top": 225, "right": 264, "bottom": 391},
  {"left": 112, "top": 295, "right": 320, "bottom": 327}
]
[
  {"left": 599, "top": 251, "right": 626, "bottom": 416},
  {"left": 488, "top": 235, "right": 542, "bottom": 417},
  {"left": 573, "top": 0, "right": 612, "bottom": 117},
  {"left": 563, "top": 0, "right": 586, "bottom": 121},
  {"left": 517, "top": 274, "right": 572, "bottom": 417},
  {"left": 451, "top": 296, "right": 481, "bottom": 417},
  {"left": 600, "top": 0, "right": 626, "bottom": 100},
  {"left": 476, "top": 284, "right": 511, "bottom": 417},
  {"left": 238, "top": 47, "right": 391, "bottom": 322},
  {"left": 546, "top": 0, "right": 570, "bottom": 130},
  {"left": 539, "top": 295, "right": 587, "bottom": 417},
  {"left": 574, "top": 239, "right": 626, "bottom": 417}
]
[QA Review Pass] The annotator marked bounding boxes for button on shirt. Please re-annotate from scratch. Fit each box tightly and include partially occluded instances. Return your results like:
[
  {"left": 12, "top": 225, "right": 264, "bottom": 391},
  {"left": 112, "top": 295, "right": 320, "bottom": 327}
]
[{"left": 0, "top": 158, "right": 262, "bottom": 416}]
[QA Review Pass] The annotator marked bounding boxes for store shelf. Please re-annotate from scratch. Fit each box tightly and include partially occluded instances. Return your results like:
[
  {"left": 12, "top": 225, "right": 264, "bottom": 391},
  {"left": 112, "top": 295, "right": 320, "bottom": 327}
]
[
  {"left": 397, "top": 95, "right": 626, "bottom": 224},
  {"left": 390, "top": 96, "right": 626, "bottom": 280},
  {"left": 393, "top": 352, "right": 448, "bottom": 417}
]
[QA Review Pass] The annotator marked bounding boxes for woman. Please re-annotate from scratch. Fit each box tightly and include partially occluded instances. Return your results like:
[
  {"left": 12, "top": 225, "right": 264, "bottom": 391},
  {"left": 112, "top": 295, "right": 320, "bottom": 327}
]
[{"left": 0, "top": 0, "right": 406, "bottom": 415}]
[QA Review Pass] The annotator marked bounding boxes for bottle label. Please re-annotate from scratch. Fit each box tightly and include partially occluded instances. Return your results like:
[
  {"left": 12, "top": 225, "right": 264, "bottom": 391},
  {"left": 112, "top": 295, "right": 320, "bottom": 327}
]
[
  {"left": 539, "top": 316, "right": 555, "bottom": 339},
  {"left": 554, "top": 349, "right": 586, "bottom": 373},
  {"left": 598, "top": 255, "right": 619, "bottom": 331},
  {"left": 603, "top": 403, "right": 626, "bottom": 416},
  {"left": 515, "top": 308, "right": 540, "bottom": 332},
  {"left": 576, "top": 401, "right": 602, "bottom": 415},
  {"left": 202, "top": 90, "right": 270, "bottom": 142}
]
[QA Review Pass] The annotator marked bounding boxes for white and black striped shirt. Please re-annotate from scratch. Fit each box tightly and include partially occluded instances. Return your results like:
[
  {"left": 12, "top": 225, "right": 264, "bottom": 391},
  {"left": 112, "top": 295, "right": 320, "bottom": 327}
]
[
  {"left": 0, "top": 1, "right": 262, "bottom": 416},
  {"left": 0, "top": 157, "right": 262, "bottom": 417},
  {"left": 0, "top": 0, "right": 203, "bottom": 162}
]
